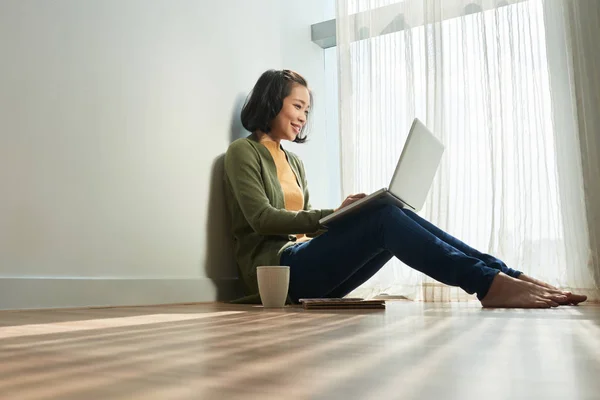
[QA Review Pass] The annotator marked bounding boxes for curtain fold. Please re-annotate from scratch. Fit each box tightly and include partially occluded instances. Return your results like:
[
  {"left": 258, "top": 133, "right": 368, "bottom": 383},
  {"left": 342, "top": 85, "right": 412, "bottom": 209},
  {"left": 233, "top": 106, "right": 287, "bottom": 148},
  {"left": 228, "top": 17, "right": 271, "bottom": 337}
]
[{"left": 336, "top": 0, "right": 600, "bottom": 301}]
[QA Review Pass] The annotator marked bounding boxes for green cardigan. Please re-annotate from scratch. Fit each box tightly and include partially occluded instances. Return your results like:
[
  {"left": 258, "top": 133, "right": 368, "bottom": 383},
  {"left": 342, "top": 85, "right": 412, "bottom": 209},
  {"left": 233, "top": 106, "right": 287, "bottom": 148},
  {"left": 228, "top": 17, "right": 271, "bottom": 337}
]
[{"left": 223, "top": 133, "right": 335, "bottom": 301}]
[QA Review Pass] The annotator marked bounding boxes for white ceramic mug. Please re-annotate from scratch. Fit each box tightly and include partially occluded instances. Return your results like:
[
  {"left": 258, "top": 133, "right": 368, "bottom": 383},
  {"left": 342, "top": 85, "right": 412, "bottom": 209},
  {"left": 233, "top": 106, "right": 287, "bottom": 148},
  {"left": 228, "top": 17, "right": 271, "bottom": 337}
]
[{"left": 257, "top": 266, "right": 290, "bottom": 308}]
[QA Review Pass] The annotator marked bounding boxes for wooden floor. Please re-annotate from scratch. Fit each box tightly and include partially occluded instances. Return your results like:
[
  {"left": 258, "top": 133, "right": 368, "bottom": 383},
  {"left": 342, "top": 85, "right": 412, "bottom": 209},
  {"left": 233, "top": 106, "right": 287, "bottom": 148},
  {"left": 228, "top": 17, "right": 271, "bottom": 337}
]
[{"left": 1, "top": 302, "right": 600, "bottom": 400}]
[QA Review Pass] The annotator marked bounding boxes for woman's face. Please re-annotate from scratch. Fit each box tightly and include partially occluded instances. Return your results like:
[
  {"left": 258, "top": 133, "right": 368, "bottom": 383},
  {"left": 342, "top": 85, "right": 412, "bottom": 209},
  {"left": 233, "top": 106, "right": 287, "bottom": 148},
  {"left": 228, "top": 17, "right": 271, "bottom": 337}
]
[{"left": 269, "top": 84, "right": 310, "bottom": 142}]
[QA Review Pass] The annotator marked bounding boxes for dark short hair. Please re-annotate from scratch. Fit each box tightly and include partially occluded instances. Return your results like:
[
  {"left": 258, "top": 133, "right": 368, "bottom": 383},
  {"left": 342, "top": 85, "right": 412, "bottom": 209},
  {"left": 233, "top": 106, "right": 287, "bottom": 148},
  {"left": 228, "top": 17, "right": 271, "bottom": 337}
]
[{"left": 241, "top": 69, "right": 312, "bottom": 144}]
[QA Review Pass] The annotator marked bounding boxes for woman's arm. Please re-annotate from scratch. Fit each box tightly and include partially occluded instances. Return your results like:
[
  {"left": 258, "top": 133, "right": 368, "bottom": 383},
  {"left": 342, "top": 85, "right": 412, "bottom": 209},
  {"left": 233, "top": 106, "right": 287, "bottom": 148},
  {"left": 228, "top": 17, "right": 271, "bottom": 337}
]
[
  {"left": 298, "top": 159, "right": 315, "bottom": 211},
  {"left": 224, "top": 140, "right": 333, "bottom": 235}
]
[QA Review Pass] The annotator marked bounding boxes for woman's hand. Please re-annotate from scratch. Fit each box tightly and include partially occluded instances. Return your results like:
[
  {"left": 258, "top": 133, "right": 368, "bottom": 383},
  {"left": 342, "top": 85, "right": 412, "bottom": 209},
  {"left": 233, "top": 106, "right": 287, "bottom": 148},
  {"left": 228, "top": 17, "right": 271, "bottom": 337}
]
[{"left": 336, "top": 193, "right": 368, "bottom": 212}]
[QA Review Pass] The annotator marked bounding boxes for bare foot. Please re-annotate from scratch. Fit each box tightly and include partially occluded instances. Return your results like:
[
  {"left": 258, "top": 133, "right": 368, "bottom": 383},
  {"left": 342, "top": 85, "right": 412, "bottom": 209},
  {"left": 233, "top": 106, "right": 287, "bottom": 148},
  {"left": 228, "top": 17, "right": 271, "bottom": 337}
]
[
  {"left": 481, "top": 273, "right": 569, "bottom": 308},
  {"left": 518, "top": 274, "right": 587, "bottom": 305}
]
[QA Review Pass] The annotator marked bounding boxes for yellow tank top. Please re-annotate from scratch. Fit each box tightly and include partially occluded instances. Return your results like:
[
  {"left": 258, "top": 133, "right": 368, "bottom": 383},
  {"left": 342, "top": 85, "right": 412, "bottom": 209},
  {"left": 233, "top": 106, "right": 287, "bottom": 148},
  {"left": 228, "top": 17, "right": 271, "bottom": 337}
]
[{"left": 260, "top": 136, "right": 310, "bottom": 242}]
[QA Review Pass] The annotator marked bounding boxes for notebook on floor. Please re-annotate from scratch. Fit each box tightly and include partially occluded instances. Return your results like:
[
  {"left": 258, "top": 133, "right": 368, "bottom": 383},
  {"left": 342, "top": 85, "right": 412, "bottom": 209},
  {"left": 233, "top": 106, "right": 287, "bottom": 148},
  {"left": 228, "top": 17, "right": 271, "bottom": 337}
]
[{"left": 299, "top": 298, "right": 386, "bottom": 310}]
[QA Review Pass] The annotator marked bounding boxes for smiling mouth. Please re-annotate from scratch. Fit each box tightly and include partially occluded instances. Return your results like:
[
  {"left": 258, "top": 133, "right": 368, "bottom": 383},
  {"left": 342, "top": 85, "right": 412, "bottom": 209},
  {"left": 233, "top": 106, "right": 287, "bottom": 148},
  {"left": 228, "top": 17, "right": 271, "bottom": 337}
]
[{"left": 291, "top": 124, "right": 301, "bottom": 133}]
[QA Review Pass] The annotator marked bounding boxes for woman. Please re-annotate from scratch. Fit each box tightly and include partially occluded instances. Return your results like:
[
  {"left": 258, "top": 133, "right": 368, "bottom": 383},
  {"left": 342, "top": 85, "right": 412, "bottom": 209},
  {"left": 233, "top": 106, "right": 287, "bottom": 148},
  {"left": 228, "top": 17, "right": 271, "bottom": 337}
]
[{"left": 224, "top": 69, "right": 587, "bottom": 308}]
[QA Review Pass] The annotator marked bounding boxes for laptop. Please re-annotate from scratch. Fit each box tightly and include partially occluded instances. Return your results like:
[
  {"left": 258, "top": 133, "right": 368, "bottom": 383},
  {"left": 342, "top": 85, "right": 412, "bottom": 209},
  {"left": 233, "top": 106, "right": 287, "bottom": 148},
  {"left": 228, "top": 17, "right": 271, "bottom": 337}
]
[{"left": 319, "top": 118, "right": 444, "bottom": 227}]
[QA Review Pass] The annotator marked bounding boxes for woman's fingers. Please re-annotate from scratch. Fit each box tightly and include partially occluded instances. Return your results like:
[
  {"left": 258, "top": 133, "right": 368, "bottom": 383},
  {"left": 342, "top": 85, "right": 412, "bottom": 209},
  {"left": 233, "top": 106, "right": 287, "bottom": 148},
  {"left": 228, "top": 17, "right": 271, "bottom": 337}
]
[{"left": 337, "top": 193, "right": 368, "bottom": 210}]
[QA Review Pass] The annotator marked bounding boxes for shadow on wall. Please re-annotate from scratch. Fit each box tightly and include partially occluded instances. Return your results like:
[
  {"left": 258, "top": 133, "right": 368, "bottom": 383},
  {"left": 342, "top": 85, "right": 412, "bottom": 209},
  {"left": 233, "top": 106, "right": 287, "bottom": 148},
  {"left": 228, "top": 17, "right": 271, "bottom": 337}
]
[{"left": 204, "top": 93, "right": 249, "bottom": 301}]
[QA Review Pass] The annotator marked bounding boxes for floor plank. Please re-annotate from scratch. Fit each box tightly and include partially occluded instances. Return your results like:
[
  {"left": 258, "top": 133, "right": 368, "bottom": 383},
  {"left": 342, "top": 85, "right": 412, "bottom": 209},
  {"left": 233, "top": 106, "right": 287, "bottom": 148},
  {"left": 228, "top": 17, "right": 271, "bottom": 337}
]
[{"left": 1, "top": 302, "right": 599, "bottom": 400}]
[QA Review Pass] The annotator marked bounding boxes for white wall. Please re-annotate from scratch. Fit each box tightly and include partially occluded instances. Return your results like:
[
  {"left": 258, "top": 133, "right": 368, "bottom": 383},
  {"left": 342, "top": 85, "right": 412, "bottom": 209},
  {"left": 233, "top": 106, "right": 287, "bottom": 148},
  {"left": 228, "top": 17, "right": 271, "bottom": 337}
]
[
  {"left": 280, "top": 2, "right": 340, "bottom": 209},
  {"left": 0, "top": 0, "right": 336, "bottom": 309}
]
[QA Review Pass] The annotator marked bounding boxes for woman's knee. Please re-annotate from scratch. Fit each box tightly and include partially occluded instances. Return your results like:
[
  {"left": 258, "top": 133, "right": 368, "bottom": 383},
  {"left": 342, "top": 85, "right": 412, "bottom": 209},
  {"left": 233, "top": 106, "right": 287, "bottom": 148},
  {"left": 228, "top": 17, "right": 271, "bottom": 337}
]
[
  {"left": 365, "top": 204, "right": 407, "bottom": 230},
  {"left": 374, "top": 204, "right": 404, "bottom": 219},
  {"left": 335, "top": 204, "right": 405, "bottom": 233}
]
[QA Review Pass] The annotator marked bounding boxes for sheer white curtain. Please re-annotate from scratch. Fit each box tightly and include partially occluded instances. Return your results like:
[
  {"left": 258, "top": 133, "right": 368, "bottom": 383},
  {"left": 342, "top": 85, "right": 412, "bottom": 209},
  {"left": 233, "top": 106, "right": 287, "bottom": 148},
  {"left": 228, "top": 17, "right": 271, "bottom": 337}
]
[{"left": 336, "top": 0, "right": 600, "bottom": 301}]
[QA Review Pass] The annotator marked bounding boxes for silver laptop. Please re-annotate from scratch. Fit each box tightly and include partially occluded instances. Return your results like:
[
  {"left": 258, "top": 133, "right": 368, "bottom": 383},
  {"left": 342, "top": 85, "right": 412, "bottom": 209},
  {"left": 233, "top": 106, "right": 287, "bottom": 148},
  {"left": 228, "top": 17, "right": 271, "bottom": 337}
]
[{"left": 319, "top": 118, "right": 444, "bottom": 227}]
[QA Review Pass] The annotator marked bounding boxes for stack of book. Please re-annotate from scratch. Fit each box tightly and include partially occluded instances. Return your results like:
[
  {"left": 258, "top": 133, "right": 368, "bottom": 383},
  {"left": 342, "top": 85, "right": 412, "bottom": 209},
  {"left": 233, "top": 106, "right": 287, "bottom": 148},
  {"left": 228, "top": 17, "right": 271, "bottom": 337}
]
[{"left": 298, "top": 298, "right": 385, "bottom": 310}]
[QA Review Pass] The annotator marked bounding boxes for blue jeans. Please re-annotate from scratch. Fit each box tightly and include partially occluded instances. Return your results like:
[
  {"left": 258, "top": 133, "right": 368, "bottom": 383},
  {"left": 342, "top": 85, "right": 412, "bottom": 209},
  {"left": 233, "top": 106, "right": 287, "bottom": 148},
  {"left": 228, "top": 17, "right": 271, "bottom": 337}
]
[{"left": 280, "top": 204, "right": 521, "bottom": 302}]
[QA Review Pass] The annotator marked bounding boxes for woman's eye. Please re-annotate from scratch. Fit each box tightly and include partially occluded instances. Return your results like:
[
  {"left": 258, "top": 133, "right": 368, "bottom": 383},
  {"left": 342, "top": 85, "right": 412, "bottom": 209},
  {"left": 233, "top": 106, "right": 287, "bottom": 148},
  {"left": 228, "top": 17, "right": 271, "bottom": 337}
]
[{"left": 294, "top": 104, "right": 301, "bottom": 109}]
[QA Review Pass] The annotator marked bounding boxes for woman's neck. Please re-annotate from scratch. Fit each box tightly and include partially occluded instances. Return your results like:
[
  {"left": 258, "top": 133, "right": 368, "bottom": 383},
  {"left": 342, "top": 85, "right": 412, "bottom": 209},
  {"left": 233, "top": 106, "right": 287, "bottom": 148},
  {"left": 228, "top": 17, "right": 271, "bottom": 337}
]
[{"left": 256, "top": 130, "right": 281, "bottom": 146}]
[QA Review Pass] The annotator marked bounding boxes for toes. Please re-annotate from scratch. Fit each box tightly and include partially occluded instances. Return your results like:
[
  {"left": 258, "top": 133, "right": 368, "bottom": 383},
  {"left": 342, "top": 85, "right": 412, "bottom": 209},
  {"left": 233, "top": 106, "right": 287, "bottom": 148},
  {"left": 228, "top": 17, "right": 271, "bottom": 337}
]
[
  {"left": 570, "top": 293, "right": 587, "bottom": 302},
  {"left": 548, "top": 288, "right": 567, "bottom": 296},
  {"left": 536, "top": 300, "right": 551, "bottom": 308},
  {"left": 548, "top": 294, "right": 569, "bottom": 305},
  {"left": 546, "top": 299, "right": 560, "bottom": 307},
  {"left": 565, "top": 294, "right": 587, "bottom": 305},
  {"left": 538, "top": 296, "right": 559, "bottom": 307},
  {"left": 540, "top": 291, "right": 568, "bottom": 305}
]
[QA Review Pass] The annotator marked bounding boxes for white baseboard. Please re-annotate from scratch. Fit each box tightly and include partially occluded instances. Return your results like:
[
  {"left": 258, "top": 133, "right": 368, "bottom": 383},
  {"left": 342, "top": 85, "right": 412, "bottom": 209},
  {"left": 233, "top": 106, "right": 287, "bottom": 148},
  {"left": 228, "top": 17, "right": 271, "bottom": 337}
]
[{"left": 0, "top": 276, "right": 242, "bottom": 310}]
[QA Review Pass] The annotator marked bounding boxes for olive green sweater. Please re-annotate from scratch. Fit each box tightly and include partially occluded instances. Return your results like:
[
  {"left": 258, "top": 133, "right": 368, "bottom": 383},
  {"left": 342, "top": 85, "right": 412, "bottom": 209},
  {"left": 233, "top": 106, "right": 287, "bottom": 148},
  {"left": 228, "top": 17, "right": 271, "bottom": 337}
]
[{"left": 223, "top": 133, "right": 335, "bottom": 299}]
